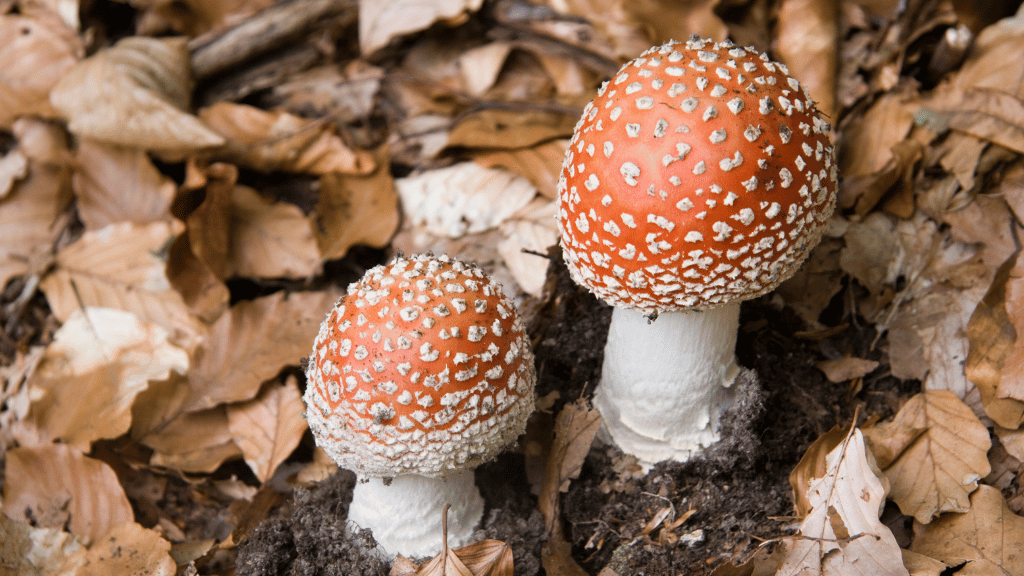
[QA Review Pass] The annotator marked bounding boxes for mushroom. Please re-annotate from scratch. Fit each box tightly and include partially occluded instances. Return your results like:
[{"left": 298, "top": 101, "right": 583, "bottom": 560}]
[
  {"left": 303, "top": 254, "right": 536, "bottom": 558},
  {"left": 557, "top": 37, "right": 837, "bottom": 466}
]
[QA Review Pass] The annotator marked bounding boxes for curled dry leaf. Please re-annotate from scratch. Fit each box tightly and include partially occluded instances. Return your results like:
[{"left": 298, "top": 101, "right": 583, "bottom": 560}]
[
  {"left": 861, "top": 390, "right": 991, "bottom": 524},
  {"left": 788, "top": 425, "right": 850, "bottom": 519},
  {"left": 540, "top": 399, "right": 602, "bottom": 535},
  {"left": 226, "top": 376, "right": 307, "bottom": 483},
  {"left": 456, "top": 539, "right": 515, "bottom": 576},
  {"left": 360, "top": 0, "right": 483, "bottom": 55},
  {"left": 49, "top": 36, "right": 224, "bottom": 152},
  {"left": 72, "top": 140, "right": 176, "bottom": 230},
  {"left": 911, "top": 485, "right": 1024, "bottom": 575},
  {"left": 0, "top": 12, "right": 82, "bottom": 128},
  {"left": 313, "top": 154, "right": 400, "bottom": 261},
  {"left": 198, "top": 102, "right": 375, "bottom": 175},
  {"left": 776, "top": 428, "right": 908, "bottom": 576},
  {"left": 19, "top": 307, "right": 188, "bottom": 450},
  {"left": 64, "top": 521, "right": 176, "bottom": 576},
  {"left": 268, "top": 61, "right": 384, "bottom": 123},
  {"left": 1, "top": 444, "right": 133, "bottom": 544},
  {"left": 38, "top": 220, "right": 204, "bottom": 349},
  {"left": 397, "top": 162, "right": 538, "bottom": 238}
]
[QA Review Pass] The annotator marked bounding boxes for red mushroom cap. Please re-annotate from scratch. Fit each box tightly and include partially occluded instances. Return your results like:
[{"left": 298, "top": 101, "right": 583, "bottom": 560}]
[
  {"left": 558, "top": 38, "right": 837, "bottom": 316},
  {"left": 303, "top": 254, "right": 536, "bottom": 478}
]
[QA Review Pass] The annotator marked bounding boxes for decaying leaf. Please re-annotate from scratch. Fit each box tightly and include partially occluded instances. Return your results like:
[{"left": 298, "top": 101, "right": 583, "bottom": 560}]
[
  {"left": 226, "top": 376, "right": 307, "bottom": 483},
  {"left": 539, "top": 399, "right": 602, "bottom": 534},
  {"left": 775, "top": 0, "right": 838, "bottom": 118},
  {"left": 49, "top": 36, "right": 224, "bottom": 152},
  {"left": 63, "top": 521, "right": 176, "bottom": 576},
  {"left": 142, "top": 404, "right": 243, "bottom": 474},
  {"left": 0, "top": 12, "right": 82, "bottom": 128},
  {"left": 862, "top": 391, "right": 991, "bottom": 524},
  {"left": 474, "top": 140, "right": 569, "bottom": 199},
  {"left": 1, "top": 444, "right": 133, "bottom": 544},
  {"left": 815, "top": 357, "right": 879, "bottom": 383},
  {"left": 776, "top": 428, "right": 907, "bottom": 576},
  {"left": 18, "top": 307, "right": 188, "bottom": 450},
  {"left": 788, "top": 425, "right": 849, "bottom": 519},
  {"left": 71, "top": 140, "right": 176, "bottom": 230},
  {"left": 446, "top": 109, "right": 578, "bottom": 150},
  {"left": 313, "top": 156, "right": 400, "bottom": 261},
  {"left": 456, "top": 539, "right": 515, "bottom": 576},
  {"left": 227, "top": 185, "right": 322, "bottom": 279},
  {"left": 0, "top": 514, "right": 85, "bottom": 575},
  {"left": 911, "top": 485, "right": 1024, "bottom": 575},
  {"left": 198, "top": 102, "right": 375, "bottom": 175},
  {"left": 360, "top": 0, "right": 483, "bottom": 55}
]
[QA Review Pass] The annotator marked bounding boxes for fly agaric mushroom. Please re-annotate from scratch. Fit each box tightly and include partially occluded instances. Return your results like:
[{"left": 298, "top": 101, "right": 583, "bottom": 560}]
[
  {"left": 558, "top": 37, "right": 837, "bottom": 466},
  {"left": 303, "top": 254, "right": 536, "bottom": 558}
]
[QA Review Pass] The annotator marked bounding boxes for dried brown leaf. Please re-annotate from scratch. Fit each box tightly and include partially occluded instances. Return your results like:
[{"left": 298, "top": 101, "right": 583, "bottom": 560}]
[
  {"left": 497, "top": 199, "right": 558, "bottom": 297},
  {"left": 39, "top": 220, "right": 204, "bottom": 348},
  {"left": 837, "top": 91, "right": 916, "bottom": 179},
  {"left": 864, "top": 391, "right": 991, "bottom": 524},
  {"left": 198, "top": 102, "right": 375, "bottom": 175},
  {"left": 416, "top": 548, "right": 474, "bottom": 576},
  {"left": 134, "top": 0, "right": 273, "bottom": 37},
  {"left": 71, "top": 140, "right": 176, "bottom": 230},
  {"left": 933, "top": 89, "right": 1024, "bottom": 154},
  {"left": 949, "top": 7, "right": 1024, "bottom": 95},
  {"left": 360, "top": 0, "right": 483, "bottom": 55},
  {"left": 268, "top": 61, "right": 383, "bottom": 123},
  {"left": 18, "top": 307, "right": 188, "bottom": 450},
  {"left": 228, "top": 185, "right": 321, "bottom": 279},
  {"left": 447, "top": 109, "right": 578, "bottom": 150},
  {"left": 776, "top": 429, "right": 907, "bottom": 576},
  {"left": 815, "top": 357, "right": 879, "bottom": 383},
  {"left": 459, "top": 42, "right": 513, "bottom": 96},
  {"left": 775, "top": 0, "right": 839, "bottom": 118},
  {"left": 455, "top": 539, "right": 514, "bottom": 576},
  {"left": 165, "top": 233, "right": 230, "bottom": 324},
  {"left": 1, "top": 444, "right": 133, "bottom": 543},
  {"left": 49, "top": 36, "right": 224, "bottom": 152},
  {"left": 145, "top": 405, "right": 242, "bottom": 473},
  {"left": 473, "top": 140, "right": 569, "bottom": 200},
  {"left": 0, "top": 514, "right": 85, "bottom": 575},
  {"left": 226, "top": 376, "right": 307, "bottom": 483},
  {"left": 998, "top": 249, "right": 1024, "bottom": 403},
  {"left": 64, "top": 521, "right": 176, "bottom": 576},
  {"left": 541, "top": 530, "right": 590, "bottom": 576},
  {"left": 911, "top": 485, "right": 1024, "bottom": 575},
  {"left": 899, "top": 549, "right": 948, "bottom": 576},
  {"left": 0, "top": 12, "right": 82, "bottom": 128},
  {"left": 540, "top": 399, "right": 602, "bottom": 535},
  {"left": 788, "top": 425, "right": 849, "bottom": 519},
  {"left": 185, "top": 162, "right": 235, "bottom": 280},
  {"left": 313, "top": 156, "right": 399, "bottom": 261},
  {"left": 186, "top": 289, "right": 341, "bottom": 411}
]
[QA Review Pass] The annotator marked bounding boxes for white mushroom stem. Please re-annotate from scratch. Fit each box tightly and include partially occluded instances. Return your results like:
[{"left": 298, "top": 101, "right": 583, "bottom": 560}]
[
  {"left": 593, "top": 302, "right": 741, "bottom": 467},
  {"left": 346, "top": 470, "right": 484, "bottom": 559}
]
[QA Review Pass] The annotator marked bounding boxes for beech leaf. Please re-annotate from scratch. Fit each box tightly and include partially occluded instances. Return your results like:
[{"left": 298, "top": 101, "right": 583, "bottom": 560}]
[
  {"left": 63, "top": 521, "right": 176, "bottom": 576},
  {"left": 539, "top": 399, "right": 602, "bottom": 535},
  {"left": 226, "top": 376, "right": 307, "bottom": 483},
  {"left": 0, "top": 12, "right": 82, "bottom": 128},
  {"left": 71, "top": 140, "right": 176, "bottom": 229},
  {"left": 360, "top": 0, "right": 483, "bottom": 55},
  {"left": 312, "top": 159, "right": 399, "bottom": 261}
]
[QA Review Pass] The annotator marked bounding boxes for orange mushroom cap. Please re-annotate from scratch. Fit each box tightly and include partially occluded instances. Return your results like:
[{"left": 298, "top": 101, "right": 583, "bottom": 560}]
[
  {"left": 303, "top": 254, "right": 536, "bottom": 478},
  {"left": 558, "top": 37, "right": 838, "bottom": 317}
]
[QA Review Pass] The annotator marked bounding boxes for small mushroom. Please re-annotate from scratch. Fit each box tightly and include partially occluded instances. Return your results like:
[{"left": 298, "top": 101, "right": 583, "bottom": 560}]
[
  {"left": 303, "top": 254, "right": 536, "bottom": 558},
  {"left": 557, "top": 37, "right": 837, "bottom": 466}
]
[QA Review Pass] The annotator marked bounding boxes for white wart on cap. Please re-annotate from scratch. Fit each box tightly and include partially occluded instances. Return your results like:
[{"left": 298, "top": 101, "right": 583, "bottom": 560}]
[
  {"left": 558, "top": 37, "right": 838, "bottom": 317},
  {"left": 303, "top": 254, "right": 536, "bottom": 478}
]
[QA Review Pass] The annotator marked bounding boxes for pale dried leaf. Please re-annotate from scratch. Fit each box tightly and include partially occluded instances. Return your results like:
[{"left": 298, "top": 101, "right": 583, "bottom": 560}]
[
  {"left": 72, "top": 140, "right": 176, "bottom": 229},
  {"left": 455, "top": 539, "right": 514, "bottom": 576},
  {"left": 0, "top": 151, "right": 70, "bottom": 289},
  {"left": 949, "top": 6, "right": 1024, "bottom": 95},
  {"left": 912, "top": 485, "right": 1024, "bottom": 575},
  {"left": 458, "top": 42, "right": 513, "bottom": 96},
  {"left": 0, "top": 514, "right": 85, "bottom": 575},
  {"left": 226, "top": 376, "right": 307, "bottom": 483},
  {"left": 933, "top": 89, "right": 1024, "bottom": 155},
  {"left": 497, "top": 199, "right": 558, "bottom": 297},
  {"left": 776, "top": 429, "right": 907, "bottom": 576},
  {"left": 397, "top": 163, "right": 537, "bottom": 238},
  {"left": 186, "top": 289, "right": 342, "bottom": 411},
  {"left": 20, "top": 307, "right": 188, "bottom": 450},
  {"left": 228, "top": 185, "right": 321, "bottom": 279},
  {"left": 0, "top": 148, "right": 29, "bottom": 199},
  {"left": 1, "top": 444, "right": 133, "bottom": 544},
  {"left": 775, "top": 0, "right": 838, "bottom": 118},
  {"left": 837, "top": 91, "right": 915, "bottom": 178},
  {"left": 198, "top": 102, "right": 375, "bottom": 175},
  {"left": 38, "top": 220, "right": 204, "bottom": 348},
  {"left": 144, "top": 405, "right": 242, "bottom": 473},
  {"left": 297, "top": 446, "right": 338, "bottom": 485},
  {"left": 788, "top": 425, "right": 849, "bottom": 519},
  {"left": 474, "top": 140, "right": 569, "bottom": 199},
  {"left": 900, "top": 549, "right": 948, "bottom": 576},
  {"left": 815, "top": 357, "right": 879, "bottom": 383},
  {"left": 0, "top": 12, "right": 81, "bottom": 128},
  {"left": 49, "top": 36, "right": 224, "bottom": 152},
  {"left": 865, "top": 391, "right": 990, "bottom": 524},
  {"left": 313, "top": 159, "right": 400, "bottom": 261},
  {"left": 64, "top": 521, "right": 176, "bottom": 576},
  {"left": 360, "top": 0, "right": 484, "bottom": 55},
  {"left": 447, "top": 109, "right": 578, "bottom": 150},
  {"left": 540, "top": 399, "right": 601, "bottom": 535}
]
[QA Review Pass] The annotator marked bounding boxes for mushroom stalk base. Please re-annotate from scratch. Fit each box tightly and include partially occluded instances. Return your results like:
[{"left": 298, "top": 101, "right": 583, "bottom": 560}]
[
  {"left": 347, "top": 470, "right": 484, "bottom": 559},
  {"left": 594, "top": 303, "right": 741, "bottom": 467}
]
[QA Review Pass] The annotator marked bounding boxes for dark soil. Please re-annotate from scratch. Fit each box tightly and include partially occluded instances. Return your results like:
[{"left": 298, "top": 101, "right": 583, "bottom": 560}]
[{"left": 236, "top": 252, "right": 917, "bottom": 576}]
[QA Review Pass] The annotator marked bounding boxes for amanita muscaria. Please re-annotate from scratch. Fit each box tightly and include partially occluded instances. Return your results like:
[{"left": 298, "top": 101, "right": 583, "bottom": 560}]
[
  {"left": 303, "top": 254, "right": 536, "bottom": 558},
  {"left": 558, "top": 37, "right": 837, "bottom": 466}
]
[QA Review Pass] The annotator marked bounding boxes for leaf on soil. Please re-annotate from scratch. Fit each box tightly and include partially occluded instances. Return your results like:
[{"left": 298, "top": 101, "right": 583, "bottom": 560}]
[
  {"left": 49, "top": 36, "right": 224, "bottom": 152},
  {"left": 165, "top": 233, "right": 231, "bottom": 324},
  {"left": 71, "top": 140, "right": 176, "bottom": 230},
  {"left": 268, "top": 61, "right": 383, "bottom": 123},
  {"left": 144, "top": 405, "right": 243, "bottom": 474},
  {"left": 38, "top": 220, "right": 204, "bottom": 348},
  {"left": 1, "top": 444, "right": 133, "bottom": 543},
  {"left": 0, "top": 513, "right": 85, "bottom": 575},
  {"left": 227, "top": 185, "right": 322, "bottom": 279},
  {"left": 63, "top": 521, "right": 176, "bottom": 576},
  {"left": 0, "top": 12, "right": 82, "bottom": 128},
  {"left": 861, "top": 390, "right": 991, "bottom": 524},
  {"left": 899, "top": 549, "right": 948, "bottom": 576},
  {"left": 18, "top": 307, "right": 188, "bottom": 450},
  {"left": 185, "top": 289, "right": 342, "bottom": 411},
  {"left": 497, "top": 199, "right": 558, "bottom": 297},
  {"left": 313, "top": 156, "right": 400, "bottom": 261},
  {"left": 447, "top": 109, "right": 578, "bottom": 150},
  {"left": 456, "top": 539, "right": 515, "bottom": 576},
  {"left": 198, "top": 102, "right": 375, "bottom": 175},
  {"left": 776, "top": 428, "right": 908, "bottom": 576},
  {"left": 815, "top": 357, "right": 879, "bottom": 383},
  {"left": 397, "top": 162, "right": 538, "bottom": 239},
  {"left": 911, "top": 484, "right": 1024, "bottom": 575},
  {"left": 928, "top": 89, "right": 1024, "bottom": 155},
  {"left": 775, "top": 0, "right": 838, "bottom": 118},
  {"left": 948, "top": 6, "right": 1024, "bottom": 95},
  {"left": 226, "top": 375, "right": 307, "bottom": 483},
  {"left": 360, "top": 0, "right": 483, "bottom": 55},
  {"left": 997, "top": 248, "right": 1024, "bottom": 404},
  {"left": 539, "top": 399, "right": 602, "bottom": 535},
  {"left": 965, "top": 249, "right": 1024, "bottom": 428},
  {"left": 788, "top": 425, "right": 850, "bottom": 518},
  {"left": 473, "top": 140, "right": 569, "bottom": 199}
]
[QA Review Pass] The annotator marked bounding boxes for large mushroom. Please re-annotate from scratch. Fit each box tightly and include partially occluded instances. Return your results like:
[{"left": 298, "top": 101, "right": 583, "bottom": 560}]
[
  {"left": 558, "top": 37, "right": 837, "bottom": 466},
  {"left": 303, "top": 254, "right": 536, "bottom": 558}
]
